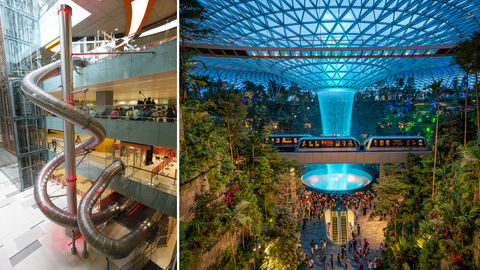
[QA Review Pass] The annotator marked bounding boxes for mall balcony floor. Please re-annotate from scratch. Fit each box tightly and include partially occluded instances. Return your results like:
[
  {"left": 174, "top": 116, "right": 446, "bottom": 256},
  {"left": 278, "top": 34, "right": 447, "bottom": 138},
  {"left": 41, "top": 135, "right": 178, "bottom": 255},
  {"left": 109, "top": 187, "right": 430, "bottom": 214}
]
[
  {"left": 0, "top": 148, "right": 176, "bottom": 269},
  {"left": 46, "top": 132, "right": 177, "bottom": 195}
]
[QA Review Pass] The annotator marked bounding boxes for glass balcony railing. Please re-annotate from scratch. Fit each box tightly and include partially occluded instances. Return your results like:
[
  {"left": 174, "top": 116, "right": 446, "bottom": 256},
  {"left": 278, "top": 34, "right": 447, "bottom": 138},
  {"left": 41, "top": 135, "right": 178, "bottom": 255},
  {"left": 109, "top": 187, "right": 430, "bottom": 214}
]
[
  {"left": 46, "top": 104, "right": 177, "bottom": 122},
  {"left": 46, "top": 136, "right": 177, "bottom": 195}
]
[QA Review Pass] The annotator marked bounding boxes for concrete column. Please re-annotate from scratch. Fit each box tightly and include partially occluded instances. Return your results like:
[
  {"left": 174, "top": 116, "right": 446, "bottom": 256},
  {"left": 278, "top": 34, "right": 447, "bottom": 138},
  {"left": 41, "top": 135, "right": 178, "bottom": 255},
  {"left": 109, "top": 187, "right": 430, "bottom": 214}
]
[{"left": 95, "top": 90, "right": 113, "bottom": 112}]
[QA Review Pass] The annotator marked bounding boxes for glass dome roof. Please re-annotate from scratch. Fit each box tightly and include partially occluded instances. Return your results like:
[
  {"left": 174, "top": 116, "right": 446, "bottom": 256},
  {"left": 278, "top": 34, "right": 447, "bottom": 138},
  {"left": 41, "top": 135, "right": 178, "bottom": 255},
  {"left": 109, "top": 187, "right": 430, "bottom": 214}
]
[{"left": 188, "top": 0, "right": 480, "bottom": 90}]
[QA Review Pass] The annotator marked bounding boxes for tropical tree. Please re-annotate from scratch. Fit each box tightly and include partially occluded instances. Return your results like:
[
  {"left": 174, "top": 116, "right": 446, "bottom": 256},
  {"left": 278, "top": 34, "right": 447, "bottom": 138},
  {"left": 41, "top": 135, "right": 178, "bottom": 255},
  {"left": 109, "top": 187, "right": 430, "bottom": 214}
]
[
  {"left": 374, "top": 174, "right": 410, "bottom": 242},
  {"left": 425, "top": 80, "right": 451, "bottom": 199},
  {"left": 471, "top": 32, "right": 480, "bottom": 132},
  {"left": 206, "top": 88, "right": 249, "bottom": 165},
  {"left": 261, "top": 207, "right": 302, "bottom": 270},
  {"left": 452, "top": 38, "right": 474, "bottom": 145}
]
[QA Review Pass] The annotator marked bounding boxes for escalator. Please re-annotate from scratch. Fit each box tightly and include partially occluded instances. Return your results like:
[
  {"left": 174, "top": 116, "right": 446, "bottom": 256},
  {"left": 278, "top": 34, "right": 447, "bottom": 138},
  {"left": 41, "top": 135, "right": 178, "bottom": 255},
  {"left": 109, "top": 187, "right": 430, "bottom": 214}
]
[
  {"left": 340, "top": 211, "right": 348, "bottom": 243},
  {"left": 331, "top": 211, "right": 339, "bottom": 243}
]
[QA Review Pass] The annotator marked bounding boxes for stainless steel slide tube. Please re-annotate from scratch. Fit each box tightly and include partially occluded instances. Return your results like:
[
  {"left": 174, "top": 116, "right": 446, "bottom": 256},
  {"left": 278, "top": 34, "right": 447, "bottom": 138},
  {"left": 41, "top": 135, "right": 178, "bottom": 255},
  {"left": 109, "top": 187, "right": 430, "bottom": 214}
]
[
  {"left": 21, "top": 60, "right": 119, "bottom": 228},
  {"left": 21, "top": 5, "right": 156, "bottom": 258},
  {"left": 78, "top": 160, "right": 156, "bottom": 259}
]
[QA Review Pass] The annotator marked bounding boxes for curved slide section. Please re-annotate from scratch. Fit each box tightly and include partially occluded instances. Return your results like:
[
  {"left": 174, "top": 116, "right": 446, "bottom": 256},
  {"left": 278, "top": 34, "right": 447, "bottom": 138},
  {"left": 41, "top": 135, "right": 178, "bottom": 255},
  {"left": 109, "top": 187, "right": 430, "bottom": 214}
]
[
  {"left": 78, "top": 160, "right": 157, "bottom": 259},
  {"left": 22, "top": 59, "right": 120, "bottom": 228},
  {"left": 21, "top": 59, "right": 155, "bottom": 258}
]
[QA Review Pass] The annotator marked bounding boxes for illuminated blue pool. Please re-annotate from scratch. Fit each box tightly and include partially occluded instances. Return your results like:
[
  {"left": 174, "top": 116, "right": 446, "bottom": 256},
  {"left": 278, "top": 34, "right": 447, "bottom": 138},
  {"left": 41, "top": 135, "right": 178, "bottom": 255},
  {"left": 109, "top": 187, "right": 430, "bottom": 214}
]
[{"left": 302, "top": 165, "right": 372, "bottom": 192}]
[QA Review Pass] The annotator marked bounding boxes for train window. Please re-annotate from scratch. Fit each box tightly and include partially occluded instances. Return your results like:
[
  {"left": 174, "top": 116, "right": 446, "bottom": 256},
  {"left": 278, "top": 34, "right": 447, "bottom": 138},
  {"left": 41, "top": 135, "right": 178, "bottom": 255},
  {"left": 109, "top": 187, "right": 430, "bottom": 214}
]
[
  {"left": 385, "top": 140, "right": 391, "bottom": 146},
  {"left": 308, "top": 140, "right": 314, "bottom": 147},
  {"left": 412, "top": 140, "right": 417, "bottom": 146},
  {"left": 293, "top": 138, "right": 298, "bottom": 143},
  {"left": 373, "top": 140, "right": 378, "bottom": 146},
  {"left": 301, "top": 141, "right": 306, "bottom": 147},
  {"left": 379, "top": 140, "right": 384, "bottom": 146},
  {"left": 392, "top": 139, "right": 403, "bottom": 147},
  {"left": 322, "top": 140, "right": 334, "bottom": 147},
  {"left": 406, "top": 139, "right": 410, "bottom": 146},
  {"left": 348, "top": 140, "right": 353, "bottom": 147},
  {"left": 283, "top": 137, "right": 292, "bottom": 143},
  {"left": 275, "top": 138, "right": 279, "bottom": 143},
  {"left": 315, "top": 140, "right": 320, "bottom": 147},
  {"left": 341, "top": 140, "right": 347, "bottom": 147},
  {"left": 418, "top": 139, "right": 424, "bottom": 146},
  {"left": 335, "top": 140, "right": 341, "bottom": 147}
]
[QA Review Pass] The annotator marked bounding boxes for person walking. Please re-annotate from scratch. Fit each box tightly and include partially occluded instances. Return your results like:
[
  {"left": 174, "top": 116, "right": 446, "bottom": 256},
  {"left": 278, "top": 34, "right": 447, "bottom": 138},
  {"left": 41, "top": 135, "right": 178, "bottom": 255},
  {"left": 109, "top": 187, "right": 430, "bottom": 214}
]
[
  {"left": 345, "top": 257, "right": 349, "bottom": 270},
  {"left": 368, "top": 259, "right": 373, "bottom": 270},
  {"left": 357, "top": 223, "right": 361, "bottom": 235},
  {"left": 331, "top": 254, "right": 334, "bottom": 269},
  {"left": 311, "top": 240, "right": 315, "bottom": 255},
  {"left": 337, "top": 253, "right": 342, "bottom": 267},
  {"left": 359, "top": 259, "right": 364, "bottom": 270}
]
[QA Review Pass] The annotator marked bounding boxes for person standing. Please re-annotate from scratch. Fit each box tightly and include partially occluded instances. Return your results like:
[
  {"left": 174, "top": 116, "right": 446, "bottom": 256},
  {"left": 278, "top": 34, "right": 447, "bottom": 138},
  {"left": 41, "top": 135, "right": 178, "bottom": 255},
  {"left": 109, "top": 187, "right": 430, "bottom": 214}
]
[
  {"left": 331, "top": 254, "right": 334, "bottom": 269},
  {"left": 311, "top": 240, "right": 315, "bottom": 255},
  {"left": 133, "top": 106, "right": 140, "bottom": 120},
  {"left": 357, "top": 223, "right": 361, "bottom": 235},
  {"left": 345, "top": 257, "right": 349, "bottom": 270},
  {"left": 337, "top": 253, "right": 342, "bottom": 267}
]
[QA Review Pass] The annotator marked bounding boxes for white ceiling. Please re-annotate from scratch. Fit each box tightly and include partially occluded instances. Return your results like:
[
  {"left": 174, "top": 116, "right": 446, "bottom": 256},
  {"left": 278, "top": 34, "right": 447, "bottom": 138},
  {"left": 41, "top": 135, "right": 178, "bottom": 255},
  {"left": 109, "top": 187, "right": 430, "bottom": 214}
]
[{"left": 71, "top": 0, "right": 177, "bottom": 38}]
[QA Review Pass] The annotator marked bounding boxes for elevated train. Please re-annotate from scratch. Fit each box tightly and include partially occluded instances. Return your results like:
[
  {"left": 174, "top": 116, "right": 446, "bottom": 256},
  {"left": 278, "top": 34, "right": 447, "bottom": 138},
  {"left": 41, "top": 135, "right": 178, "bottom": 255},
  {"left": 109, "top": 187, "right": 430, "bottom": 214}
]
[
  {"left": 268, "top": 134, "right": 429, "bottom": 152},
  {"left": 267, "top": 134, "right": 312, "bottom": 152},
  {"left": 363, "top": 136, "right": 429, "bottom": 151},
  {"left": 296, "top": 136, "right": 361, "bottom": 152}
]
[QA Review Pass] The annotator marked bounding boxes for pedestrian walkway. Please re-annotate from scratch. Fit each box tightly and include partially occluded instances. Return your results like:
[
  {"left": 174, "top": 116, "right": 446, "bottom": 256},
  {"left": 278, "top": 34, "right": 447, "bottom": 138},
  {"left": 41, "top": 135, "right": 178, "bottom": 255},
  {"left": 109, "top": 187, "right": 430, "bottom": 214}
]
[{"left": 300, "top": 209, "right": 387, "bottom": 269}]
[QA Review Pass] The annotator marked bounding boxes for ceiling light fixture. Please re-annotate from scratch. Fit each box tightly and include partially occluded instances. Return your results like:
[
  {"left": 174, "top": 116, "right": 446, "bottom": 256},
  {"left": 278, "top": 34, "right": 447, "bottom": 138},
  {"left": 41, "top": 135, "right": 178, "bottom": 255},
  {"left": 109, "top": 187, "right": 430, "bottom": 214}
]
[{"left": 139, "top": 19, "right": 178, "bottom": 38}]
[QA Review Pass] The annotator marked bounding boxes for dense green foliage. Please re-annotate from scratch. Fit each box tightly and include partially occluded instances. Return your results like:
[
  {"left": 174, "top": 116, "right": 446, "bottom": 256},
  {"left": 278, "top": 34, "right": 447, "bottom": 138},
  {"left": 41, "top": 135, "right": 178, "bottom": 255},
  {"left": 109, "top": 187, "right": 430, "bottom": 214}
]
[
  {"left": 373, "top": 114, "right": 480, "bottom": 269},
  {"left": 180, "top": 86, "right": 304, "bottom": 269}
]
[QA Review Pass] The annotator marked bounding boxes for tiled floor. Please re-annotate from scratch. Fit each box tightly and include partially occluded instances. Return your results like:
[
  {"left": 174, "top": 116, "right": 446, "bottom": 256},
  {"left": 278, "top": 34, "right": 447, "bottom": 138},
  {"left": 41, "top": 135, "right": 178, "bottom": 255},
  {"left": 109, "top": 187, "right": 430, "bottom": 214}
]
[
  {"left": 0, "top": 148, "right": 176, "bottom": 270},
  {"left": 300, "top": 209, "right": 387, "bottom": 269}
]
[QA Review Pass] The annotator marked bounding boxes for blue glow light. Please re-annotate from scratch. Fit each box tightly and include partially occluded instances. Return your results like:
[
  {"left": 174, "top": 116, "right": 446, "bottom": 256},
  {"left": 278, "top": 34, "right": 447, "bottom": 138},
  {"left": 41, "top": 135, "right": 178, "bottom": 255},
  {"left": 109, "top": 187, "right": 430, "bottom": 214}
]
[
  {"left": 305, "top": 88, "right": 370, "bottom": 191},
  {"left": 315, "top": 88, "right": 356, "bottom": 136}
]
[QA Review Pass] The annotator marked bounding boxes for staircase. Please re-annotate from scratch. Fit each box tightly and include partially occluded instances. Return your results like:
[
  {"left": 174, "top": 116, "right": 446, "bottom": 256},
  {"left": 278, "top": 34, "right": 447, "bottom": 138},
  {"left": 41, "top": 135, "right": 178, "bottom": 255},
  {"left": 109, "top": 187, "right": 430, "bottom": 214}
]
[
  {"left": 340, "top": 211, "right": 348, "bottom": 243},
  {"left": 331, "top": 211, "right": 339, "bottom": 243}
]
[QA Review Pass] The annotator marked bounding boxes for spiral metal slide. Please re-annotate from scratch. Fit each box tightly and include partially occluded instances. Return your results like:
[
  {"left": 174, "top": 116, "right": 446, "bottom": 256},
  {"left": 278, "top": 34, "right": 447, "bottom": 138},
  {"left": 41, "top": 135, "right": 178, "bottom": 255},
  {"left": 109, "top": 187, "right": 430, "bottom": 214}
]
[{"left": 21, "top": 59, "right": 157, "bottom": 258}]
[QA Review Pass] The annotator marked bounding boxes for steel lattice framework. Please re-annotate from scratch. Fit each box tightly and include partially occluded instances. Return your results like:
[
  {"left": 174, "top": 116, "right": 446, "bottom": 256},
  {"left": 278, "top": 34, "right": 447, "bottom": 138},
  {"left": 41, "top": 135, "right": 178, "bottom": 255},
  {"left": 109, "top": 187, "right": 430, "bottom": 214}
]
[{"left": 190, "top": 0, "right": 480, "bottom": 90}]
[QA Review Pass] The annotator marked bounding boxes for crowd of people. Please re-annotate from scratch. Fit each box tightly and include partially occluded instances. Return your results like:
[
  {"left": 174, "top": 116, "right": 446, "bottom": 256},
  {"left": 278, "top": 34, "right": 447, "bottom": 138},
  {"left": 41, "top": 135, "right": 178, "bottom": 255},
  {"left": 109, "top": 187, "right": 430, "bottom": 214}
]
[
  {"left": 299, "top": 189, "right": 382, "bottom": 270},
  {"left": 83, "top": 98, "right": 176, "bottom": 122}
]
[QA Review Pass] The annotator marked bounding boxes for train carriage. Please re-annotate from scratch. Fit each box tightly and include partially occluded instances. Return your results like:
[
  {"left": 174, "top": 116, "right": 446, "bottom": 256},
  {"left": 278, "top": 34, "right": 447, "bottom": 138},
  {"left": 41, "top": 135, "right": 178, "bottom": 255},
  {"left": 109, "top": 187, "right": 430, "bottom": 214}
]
[
  {"left": 296, "top": 136, "right": 361, "bottom": 152},
  {"left": 267, "top": 134, "right": 312, "bottom": 152},
  {"left": 364, "top": 136, "right": 429, "bottom": 151}
]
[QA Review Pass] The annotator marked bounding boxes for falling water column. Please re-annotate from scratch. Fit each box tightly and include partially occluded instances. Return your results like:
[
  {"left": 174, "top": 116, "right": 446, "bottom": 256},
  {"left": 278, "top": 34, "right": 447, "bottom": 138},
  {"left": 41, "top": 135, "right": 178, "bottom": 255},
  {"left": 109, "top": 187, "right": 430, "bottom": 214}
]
[
  {"left": 314, "top": 88, "right": 356, "bottom": 191},
  {"left": 58, "top": 5, "right": 77, "bottom": 254}
]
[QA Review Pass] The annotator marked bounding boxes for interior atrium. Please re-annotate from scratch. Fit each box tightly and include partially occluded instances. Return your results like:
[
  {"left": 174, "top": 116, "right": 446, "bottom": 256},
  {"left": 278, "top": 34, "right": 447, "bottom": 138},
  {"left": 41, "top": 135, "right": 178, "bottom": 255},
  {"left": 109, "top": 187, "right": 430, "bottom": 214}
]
[
  {"left": 180, "top": 0, "right": 480, "bottom": 269},
  {"left": 0, "top": 0, "right": 177, "bottom": 269}
]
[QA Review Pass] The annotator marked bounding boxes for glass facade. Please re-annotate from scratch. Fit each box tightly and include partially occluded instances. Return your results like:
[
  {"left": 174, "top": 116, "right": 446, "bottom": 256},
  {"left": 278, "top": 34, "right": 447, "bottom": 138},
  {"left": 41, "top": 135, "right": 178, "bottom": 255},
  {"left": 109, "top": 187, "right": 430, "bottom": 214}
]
[
  {"left": 191, "top": 0, "right": 480, "bottom": 90},
  {"left": 0, "top": 0, "right": 45, "bottom": 190}
]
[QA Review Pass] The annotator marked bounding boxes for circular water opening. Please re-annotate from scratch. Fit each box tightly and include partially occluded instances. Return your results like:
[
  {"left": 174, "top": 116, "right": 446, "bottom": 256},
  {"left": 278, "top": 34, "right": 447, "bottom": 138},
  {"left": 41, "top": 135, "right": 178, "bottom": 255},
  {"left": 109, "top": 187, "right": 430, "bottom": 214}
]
[{"left": 302, "top": 167, "right": 371, "bottom": 192}]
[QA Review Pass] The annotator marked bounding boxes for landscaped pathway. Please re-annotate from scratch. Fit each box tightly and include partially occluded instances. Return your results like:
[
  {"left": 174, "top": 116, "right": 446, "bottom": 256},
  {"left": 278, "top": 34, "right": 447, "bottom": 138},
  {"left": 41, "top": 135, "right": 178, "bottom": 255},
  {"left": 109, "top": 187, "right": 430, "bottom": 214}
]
[{"left": 300, "top": 209, "right": 387, "bottom": 269}]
